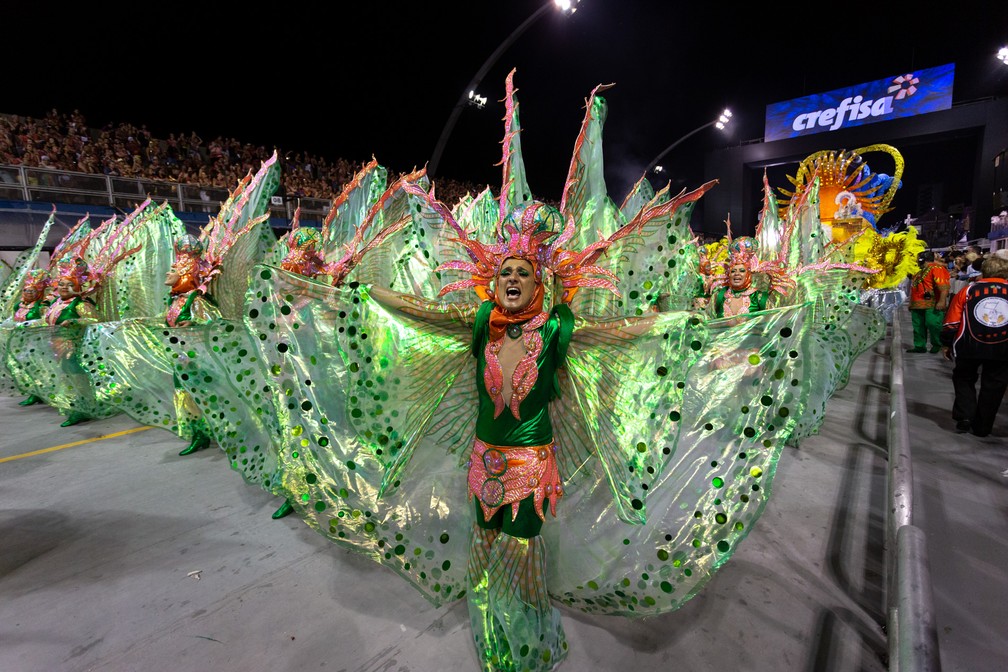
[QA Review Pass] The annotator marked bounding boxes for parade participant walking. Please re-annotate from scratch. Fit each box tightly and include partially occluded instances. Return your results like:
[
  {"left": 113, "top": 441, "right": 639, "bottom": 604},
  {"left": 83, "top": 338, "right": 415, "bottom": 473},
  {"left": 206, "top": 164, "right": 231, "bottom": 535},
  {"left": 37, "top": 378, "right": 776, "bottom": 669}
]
[
  {"left": 907, "top": 250, "right": 950, "bottom": 352},
  {"left": 82, "top": 156, "right": 282, "bottom": 466},
  {"left": 163, "top": 234, "right": 221, "bottom": 455},
  {"left": 10, "top": 269, "right": 52, "bottom": 406},
  {"left": 0, "top": 208, "right": 55, "bottom": 402},
  {"left": 941, "top": 252, "right": 1008, "bottom": 437},
  {"left": 242, "top": 70, "right": 883, "bottom": 672},
  {"left": 7, "top": 209, "right": 145, "bottom": 427}
]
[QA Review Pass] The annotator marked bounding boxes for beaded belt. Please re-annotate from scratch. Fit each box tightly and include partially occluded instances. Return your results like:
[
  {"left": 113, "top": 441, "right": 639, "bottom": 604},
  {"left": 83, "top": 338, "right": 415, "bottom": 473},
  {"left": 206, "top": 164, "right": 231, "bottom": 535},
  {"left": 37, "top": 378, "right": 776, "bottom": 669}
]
[{"left": 467, "top": 438, "right": 563, "bottom": 523}]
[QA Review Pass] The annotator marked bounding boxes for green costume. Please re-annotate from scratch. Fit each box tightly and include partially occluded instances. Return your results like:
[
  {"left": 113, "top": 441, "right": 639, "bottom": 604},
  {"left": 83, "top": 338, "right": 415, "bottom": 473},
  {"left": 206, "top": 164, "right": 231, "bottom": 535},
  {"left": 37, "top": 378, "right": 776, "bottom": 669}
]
[
  {"left": 46, "top": 296, "right": 98, "bottom": 326},
  {"left": 82, "top": 162, "right": 282, "bottom": 467},
  {"left": 710, "top": 285, "right": 770, "bottom": 317},
  {"left": 10, "top": 299, "right": 49, "bottom": 405},
  {"left": 467, "top": 300, "right": 574, "bottom": 671},
  {"left": 232, "top": 72, "right": 885, "bottom": 672},
  {"left": 166, "top": 290, "right": 222, "bottom": 455},
  {"left": 16, "top": 300, "right": 47, "bottom": 322},
  {"left": 0, "top": 211, "right": 54, "bottom": 400},
  {"left": 8, "top": 294, "right": 111, "bottom": 427}
]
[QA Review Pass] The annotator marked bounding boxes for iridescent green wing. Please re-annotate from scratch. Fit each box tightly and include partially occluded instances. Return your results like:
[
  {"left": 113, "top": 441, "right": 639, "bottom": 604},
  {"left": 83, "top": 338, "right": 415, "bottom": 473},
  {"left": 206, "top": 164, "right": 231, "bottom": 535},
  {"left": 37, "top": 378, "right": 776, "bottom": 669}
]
[
  {"left": 0, "top": 208, "right": 54, "bottom": 318},
  {"left": 618, "top": 175, "right": 657, "bottom": 224},
  {"left": 101, "top": 201, "right": 187, "bottom": 320},
  {"left": 152, "top": 317, "right": 283, "bottom": 490},
  {"left": 244, "top": 267, "right": 475, "bottom": 605},
  {"left": 379, "top": 177, "right": 475, "bottom": 299},
  {"left": 344, "top": 285, "right": 476, "bottom": 491},
  {"left": 48, "top": 214, "right": 92, "bottom": 267},
  {"left": 565, "top": 181, "right": 717, "bottom": 319},
  {"left": 220, "top": 152, "right": 281, "bottom": 235},
  {"left": 452, "top": 186, "right": 499, "bottom": 248},
  {"left": 209, "top": 216, "right": 273, "bottom": 320},
  {"left": 87, "top": 201, "right": 156, "bottom": 321},
  {"left": 79, "top": 318, "right": 184, "bottom": 434},
  {"left": 345, "top": 171, "right": 438, "bottom": 292},
  {"left": 558, "top": 85, "right": 622, "bottom": 246},
  {"left": 546, "top": 302, "right": 870, "bottom": 616},
  {"left": 550, "top": 310, "right": 706, "bottom": 525},
  {"left": 498, "top": 68, "right": 533, "bottom": 212},
  {"left": 321, "top": 158, "right": 388, "bottom": 252},
  {"left": 201, "top": 153, "right": 282, "bottom": 315}
]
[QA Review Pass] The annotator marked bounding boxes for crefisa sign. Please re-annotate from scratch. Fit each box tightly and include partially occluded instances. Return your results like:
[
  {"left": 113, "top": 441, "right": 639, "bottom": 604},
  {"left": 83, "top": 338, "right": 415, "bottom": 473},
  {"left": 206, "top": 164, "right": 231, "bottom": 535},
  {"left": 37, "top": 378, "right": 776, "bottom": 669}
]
[{"left": 764, "top": 63, "right": 955, "bottom": 142}]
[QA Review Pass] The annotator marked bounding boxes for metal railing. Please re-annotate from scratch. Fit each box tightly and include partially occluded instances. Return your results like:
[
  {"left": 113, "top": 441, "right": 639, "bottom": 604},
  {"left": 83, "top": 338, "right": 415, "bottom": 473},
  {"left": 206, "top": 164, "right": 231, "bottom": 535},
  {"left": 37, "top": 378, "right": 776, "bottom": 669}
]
[
  {"left": 886, "top": 316, "right": 941, "bottom": 671},
  {"left": 0, "top": 163, "right": 331, "bottom": 222}
]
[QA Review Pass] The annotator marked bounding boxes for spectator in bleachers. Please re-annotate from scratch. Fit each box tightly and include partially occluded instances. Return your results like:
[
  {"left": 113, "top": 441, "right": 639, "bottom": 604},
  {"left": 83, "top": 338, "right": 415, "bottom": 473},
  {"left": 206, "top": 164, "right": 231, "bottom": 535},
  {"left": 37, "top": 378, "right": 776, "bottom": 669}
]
[{"left": 0, "top": 107, "right": 534, "bottom": 211}]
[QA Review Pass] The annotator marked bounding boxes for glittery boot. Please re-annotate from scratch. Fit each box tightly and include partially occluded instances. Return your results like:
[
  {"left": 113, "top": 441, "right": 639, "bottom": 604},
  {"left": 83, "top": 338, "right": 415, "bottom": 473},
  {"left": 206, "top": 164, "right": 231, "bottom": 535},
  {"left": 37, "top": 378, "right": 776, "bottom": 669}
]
[{"left": 469, "top": 531, "right": 567, "bottom": 672}]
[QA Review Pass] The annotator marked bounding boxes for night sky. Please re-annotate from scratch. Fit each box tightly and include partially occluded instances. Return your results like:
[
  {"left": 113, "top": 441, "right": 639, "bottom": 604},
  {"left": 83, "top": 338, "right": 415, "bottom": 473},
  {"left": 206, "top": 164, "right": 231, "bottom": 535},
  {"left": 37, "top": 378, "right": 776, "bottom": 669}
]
[{"left": 6, "top": 1, "right": 1007, "bottom": 216}]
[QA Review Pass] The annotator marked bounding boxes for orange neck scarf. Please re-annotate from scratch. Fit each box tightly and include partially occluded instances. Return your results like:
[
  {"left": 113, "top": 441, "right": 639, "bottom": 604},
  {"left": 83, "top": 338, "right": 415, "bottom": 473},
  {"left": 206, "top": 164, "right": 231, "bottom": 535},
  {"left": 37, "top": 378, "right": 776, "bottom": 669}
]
[{"left": 488, "top": 281, "right": 545, "bottom": 341}]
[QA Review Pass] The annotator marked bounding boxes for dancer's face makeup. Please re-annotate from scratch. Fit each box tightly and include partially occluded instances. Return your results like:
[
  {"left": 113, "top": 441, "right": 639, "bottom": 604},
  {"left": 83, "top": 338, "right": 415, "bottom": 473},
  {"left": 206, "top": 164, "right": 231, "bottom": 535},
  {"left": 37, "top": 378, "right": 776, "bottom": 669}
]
[
  {"left": 728, "top": 264, "right": 749, "bottom": 290},
  {"left": 56, "top": 278, "right": 78, "bottom": 299},
  {"left": 495, "top": 258, "right": 536, "bottom": 312}
]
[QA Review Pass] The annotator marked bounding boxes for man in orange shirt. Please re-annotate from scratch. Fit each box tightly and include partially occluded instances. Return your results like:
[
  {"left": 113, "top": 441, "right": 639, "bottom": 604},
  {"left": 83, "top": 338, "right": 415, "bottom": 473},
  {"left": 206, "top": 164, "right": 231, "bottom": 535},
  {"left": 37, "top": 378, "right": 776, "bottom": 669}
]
[{"left": 907, "top": 250, "right": 950, "bottom": 352}]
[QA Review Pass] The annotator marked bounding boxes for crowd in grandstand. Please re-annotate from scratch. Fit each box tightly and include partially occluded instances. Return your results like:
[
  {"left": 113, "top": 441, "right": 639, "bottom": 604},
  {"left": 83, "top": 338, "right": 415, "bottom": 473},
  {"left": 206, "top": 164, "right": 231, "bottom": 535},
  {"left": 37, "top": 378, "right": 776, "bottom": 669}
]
[{"left": 0, "top": 108, "right": 486, "bottom": 207}]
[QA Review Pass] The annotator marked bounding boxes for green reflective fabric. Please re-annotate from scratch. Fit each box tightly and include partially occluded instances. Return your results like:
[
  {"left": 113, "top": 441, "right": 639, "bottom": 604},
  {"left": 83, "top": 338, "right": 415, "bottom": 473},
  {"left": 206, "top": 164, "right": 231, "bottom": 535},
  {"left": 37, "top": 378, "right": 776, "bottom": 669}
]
[
  {"left": 6, "top": 324, "right": 118, "bottom": 420},
  {"left": 81, "top": 318, "right": 195, "bottom": 437},
  {"left": 154, "top": 318, "right": 283, "bottom": 491}
]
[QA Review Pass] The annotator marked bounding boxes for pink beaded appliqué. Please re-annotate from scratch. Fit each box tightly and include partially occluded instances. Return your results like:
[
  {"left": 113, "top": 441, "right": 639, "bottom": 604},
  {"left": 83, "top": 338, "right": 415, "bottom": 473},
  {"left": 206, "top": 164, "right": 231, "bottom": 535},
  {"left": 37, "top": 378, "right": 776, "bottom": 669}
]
[
  {"left": 723, "top": 287, "right": 756, "bottom": 317},
  {"left": 165, "top": 292, "right": 192, "bottom": 327},
  {"left": 43, "top": 298, "right": 71, "bottom": 326},
  {"left": 467, "top": 438, "right": 563, "bottom": 522},
  {"left": 14, "top": 303, "right": 32, "bottom": 322},
  {"left": 483, "top": 311, "right": 548, "bottom": 419}
]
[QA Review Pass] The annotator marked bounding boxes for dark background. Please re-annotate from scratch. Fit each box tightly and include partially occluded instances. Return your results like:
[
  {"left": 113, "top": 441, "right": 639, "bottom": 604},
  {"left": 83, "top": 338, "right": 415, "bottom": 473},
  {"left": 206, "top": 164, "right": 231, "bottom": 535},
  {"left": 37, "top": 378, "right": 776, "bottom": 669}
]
[{"left": 5, "top": 1, "right": 1007, "bottom": 220}]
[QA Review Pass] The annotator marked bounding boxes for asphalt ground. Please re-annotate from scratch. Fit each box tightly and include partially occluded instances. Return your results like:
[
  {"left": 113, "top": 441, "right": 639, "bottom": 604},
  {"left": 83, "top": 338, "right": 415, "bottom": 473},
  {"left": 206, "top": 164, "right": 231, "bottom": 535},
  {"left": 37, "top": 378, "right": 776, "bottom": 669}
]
[{"left": 0, "top": 309, "right": 1004, "bottom": 672}]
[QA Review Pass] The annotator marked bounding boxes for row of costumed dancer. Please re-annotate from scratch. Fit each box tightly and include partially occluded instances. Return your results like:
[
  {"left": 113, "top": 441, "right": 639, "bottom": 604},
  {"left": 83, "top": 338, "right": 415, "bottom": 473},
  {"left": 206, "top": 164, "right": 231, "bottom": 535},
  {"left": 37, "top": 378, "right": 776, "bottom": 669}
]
[{"left": 1, "top": 70, "right": 920, "bottom": 672}]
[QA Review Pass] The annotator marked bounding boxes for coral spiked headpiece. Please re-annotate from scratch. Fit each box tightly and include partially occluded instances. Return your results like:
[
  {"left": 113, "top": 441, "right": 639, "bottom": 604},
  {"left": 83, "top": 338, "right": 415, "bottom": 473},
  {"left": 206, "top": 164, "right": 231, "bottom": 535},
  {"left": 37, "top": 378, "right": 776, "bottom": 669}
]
[
  {"left": 420, "top": 199, "right": 564, "bottom": 303},
  {"left": 22, "top": 268, "right": 51, "bottom": 295},
  {"left": 280, "top": 217, "right": 325, "bottom": 278},
  {"left": 171, "top": 234, "right": 210, "bottom": 295},
  {"left": 55, "top": 257, "right": 92, "bottom": 293},
  {"left": 724, "top": 236, "right": 761, "bottom": 288},
  {"left": 399, "top": 69, "right": 713, "bottom": 310},
  {"left": 706, "top": 214, "right": 794, "bottom": 297}
]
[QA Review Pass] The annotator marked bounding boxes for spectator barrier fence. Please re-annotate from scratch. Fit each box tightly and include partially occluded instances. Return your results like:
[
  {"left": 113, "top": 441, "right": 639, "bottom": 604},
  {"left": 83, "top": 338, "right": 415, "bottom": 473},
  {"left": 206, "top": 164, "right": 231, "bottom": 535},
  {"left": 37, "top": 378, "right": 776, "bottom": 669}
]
[{"left": 886, "top": 316, "right": 941, "bottom": 671}]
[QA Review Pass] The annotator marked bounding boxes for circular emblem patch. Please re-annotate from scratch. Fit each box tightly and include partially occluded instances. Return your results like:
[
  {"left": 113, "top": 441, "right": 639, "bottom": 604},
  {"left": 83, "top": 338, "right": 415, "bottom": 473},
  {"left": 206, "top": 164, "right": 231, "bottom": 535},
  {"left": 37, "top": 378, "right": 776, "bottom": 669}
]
[
  {"left": 480, "top": 478, "right": 505, "bottom": 507},
  {"left": 973, "top": 296, "right": 1008, "bottom": 328},
  {"left": 483, "top": 448, "right": 507, "bottom": 476}
]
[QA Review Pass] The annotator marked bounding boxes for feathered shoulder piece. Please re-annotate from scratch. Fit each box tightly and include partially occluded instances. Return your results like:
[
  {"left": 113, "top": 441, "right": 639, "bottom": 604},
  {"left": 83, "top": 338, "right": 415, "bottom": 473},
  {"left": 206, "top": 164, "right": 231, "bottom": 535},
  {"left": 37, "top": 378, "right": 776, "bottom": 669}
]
[
  {"left": 197, "top": 153, "right": 279, "bottom": 293},
  {"left": 52, "top": 200, "right": 149, "bottom": 297},
  {"left": 0, "top": 206, "right": 56, "bottom": 317},
  {"left": 401, "top": 69, "right": 715, "bottom": 310}
]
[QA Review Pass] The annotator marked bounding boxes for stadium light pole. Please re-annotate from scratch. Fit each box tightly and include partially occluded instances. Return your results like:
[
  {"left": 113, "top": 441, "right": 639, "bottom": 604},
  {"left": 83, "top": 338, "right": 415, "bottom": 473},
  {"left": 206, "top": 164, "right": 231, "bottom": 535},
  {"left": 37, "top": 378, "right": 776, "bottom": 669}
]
[
  {"left": 428, "top": 0, "right": 581, "bottom": 178},
  {"left": 647, "top": 109, "right": 733, "bottom": 177}
]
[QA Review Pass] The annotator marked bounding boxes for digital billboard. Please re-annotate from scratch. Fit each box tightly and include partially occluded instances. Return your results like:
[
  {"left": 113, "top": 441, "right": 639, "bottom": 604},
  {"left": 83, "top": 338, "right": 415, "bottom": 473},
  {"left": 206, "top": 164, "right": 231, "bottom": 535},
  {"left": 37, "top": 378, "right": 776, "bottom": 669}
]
[{"left": 764, "top": 63, "right": 954, "bottom": 142}]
